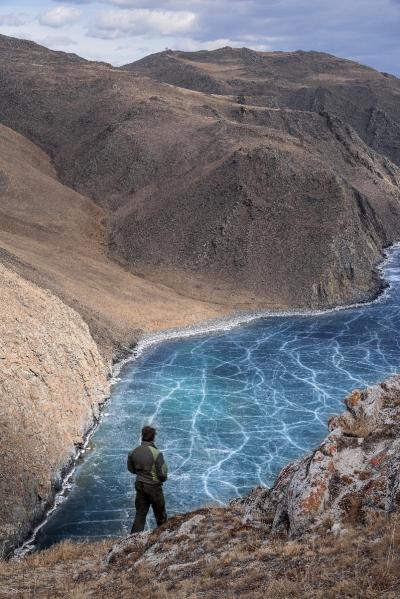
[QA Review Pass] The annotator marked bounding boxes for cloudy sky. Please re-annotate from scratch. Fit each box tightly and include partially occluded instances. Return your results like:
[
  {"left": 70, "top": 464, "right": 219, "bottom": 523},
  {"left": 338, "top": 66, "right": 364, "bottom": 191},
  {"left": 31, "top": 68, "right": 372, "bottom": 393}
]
[{"left": 0, "top": 0, "right": 399, "bottom": 74}]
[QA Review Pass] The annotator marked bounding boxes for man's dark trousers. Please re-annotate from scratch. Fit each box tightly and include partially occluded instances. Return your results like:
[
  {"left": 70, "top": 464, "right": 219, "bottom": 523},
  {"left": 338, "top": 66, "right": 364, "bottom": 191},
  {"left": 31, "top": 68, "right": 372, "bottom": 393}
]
[{"left": 131, "top": 480, "right": 167, "bottom": 533}]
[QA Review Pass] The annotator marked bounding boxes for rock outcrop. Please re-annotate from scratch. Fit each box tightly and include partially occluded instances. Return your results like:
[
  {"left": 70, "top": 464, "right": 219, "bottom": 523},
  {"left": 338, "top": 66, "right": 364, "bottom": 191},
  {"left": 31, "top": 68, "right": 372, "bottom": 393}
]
[
  {"left": 239, "top": 377, "right": 400, "bottom": 536},
  {"left": 0, "top": 264, "right": 109, "bottom": 557}
]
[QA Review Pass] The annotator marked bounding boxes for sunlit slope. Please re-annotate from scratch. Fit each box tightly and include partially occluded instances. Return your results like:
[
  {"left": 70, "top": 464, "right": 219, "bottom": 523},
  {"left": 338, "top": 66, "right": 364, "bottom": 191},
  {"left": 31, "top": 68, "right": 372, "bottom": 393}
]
[
  {"left": 0, "top": 124, "right": 224, "bottom": 359},
  {"left": 0, "top": 262, "right": 108, "bottom": 557}
]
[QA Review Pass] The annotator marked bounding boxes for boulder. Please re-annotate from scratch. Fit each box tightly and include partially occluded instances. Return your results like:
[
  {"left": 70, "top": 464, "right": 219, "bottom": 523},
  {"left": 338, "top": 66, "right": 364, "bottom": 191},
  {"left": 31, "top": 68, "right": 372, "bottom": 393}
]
[{"left": 239, "top": 377, "right": 400, "bottom": 535}]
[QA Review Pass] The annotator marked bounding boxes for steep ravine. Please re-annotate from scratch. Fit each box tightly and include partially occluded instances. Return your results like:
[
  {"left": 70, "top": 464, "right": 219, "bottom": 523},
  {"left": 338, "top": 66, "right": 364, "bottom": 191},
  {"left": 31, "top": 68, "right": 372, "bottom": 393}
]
[{"left": 0, "top": 264, "right": 109, "bottom": 558}]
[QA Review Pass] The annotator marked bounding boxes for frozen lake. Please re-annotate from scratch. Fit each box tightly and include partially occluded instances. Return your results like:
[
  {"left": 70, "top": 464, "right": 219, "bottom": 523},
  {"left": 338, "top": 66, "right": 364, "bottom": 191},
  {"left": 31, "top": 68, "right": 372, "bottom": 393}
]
[{"left": 35, "top": 248, "right": 400, "bottom": 548}]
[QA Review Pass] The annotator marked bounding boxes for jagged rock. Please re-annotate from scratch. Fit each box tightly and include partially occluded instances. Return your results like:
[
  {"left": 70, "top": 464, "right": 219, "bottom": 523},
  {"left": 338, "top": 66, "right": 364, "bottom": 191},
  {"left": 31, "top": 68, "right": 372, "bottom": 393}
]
[
  {"left": 239, "top": 377, "right": 400, "bottom": 535},
  {"left": 106, "top": 531, "right": 151, "bottom": 565}
]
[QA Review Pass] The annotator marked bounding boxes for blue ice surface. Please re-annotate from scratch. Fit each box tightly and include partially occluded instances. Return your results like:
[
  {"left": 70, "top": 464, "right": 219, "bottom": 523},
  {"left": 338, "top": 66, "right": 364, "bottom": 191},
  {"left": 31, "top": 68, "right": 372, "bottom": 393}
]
[{"left": 34, "top": 248, "right": 400, "bottom": 548}]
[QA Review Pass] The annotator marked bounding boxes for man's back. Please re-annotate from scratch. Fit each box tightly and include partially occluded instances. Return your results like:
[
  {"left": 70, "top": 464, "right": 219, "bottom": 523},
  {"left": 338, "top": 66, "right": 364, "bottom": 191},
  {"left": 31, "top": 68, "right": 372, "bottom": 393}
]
[{"left": 127, "top": 440, "right": 168, "bottom": 485}]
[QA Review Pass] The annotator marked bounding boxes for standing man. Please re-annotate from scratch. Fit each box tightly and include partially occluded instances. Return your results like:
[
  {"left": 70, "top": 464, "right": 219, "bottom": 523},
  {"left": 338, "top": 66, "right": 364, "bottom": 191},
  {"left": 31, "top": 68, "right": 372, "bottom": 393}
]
[{"left": 127, "top": 425, "right": 168, "bottom": 533}]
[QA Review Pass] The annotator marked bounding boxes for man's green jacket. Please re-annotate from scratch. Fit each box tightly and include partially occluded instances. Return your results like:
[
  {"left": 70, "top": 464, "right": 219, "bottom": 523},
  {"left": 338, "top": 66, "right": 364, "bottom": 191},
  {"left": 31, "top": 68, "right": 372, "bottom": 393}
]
[{"left": 127, "top": 441, "right": 168, "bottom": 485}]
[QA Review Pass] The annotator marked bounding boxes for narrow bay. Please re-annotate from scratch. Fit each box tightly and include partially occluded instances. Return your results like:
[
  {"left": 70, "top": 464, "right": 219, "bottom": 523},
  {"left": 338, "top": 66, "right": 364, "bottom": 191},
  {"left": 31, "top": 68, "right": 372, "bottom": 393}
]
[{"left": 35, "top": 248, "right": 400, "bottom": 549}]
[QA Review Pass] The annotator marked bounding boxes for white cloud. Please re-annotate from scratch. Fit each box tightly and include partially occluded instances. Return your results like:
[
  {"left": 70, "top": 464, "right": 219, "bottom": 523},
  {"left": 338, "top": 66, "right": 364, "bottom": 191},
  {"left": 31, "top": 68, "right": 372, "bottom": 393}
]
[
  {"left": 175, "top": 35, "right": 287, "bottom": 53},
  {"left": 39, "top": 6, "right": 82, "bottom": 29},
  {"left": 107, "top": 0, "right": 171, "bottom": 5},
  {"left": 90, "top": 8, "right": 197, "bottom": 38},
  {"left": 0, "top": 13, "right": 31, "bottom": 27}
]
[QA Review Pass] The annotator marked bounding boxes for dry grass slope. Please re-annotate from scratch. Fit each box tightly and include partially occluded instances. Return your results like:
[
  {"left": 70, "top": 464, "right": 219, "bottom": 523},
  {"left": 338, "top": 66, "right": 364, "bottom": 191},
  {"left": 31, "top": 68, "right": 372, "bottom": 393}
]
[
  {"left": 0, "top": 123, "right": 226, "bottom": 361},
  {"left": 0, "top": 510, "right": 399, "bottom": 598}
]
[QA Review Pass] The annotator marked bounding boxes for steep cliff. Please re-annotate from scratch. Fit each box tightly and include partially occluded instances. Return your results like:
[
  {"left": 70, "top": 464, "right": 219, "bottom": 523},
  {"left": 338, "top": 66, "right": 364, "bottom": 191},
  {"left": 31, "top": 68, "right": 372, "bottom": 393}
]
[{"left": 0, "top": 264, "right": 109, "bottom": 557}]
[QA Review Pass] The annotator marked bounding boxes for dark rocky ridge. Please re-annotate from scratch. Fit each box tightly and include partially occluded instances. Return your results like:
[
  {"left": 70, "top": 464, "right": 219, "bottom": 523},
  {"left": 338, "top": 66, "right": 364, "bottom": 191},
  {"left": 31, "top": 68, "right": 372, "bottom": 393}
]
[
  {"left": 125, "top": 47, "right": 400, "bottom": 167},
  {"left": 1, "top": 35, "right": 400, "bottom": 309}
]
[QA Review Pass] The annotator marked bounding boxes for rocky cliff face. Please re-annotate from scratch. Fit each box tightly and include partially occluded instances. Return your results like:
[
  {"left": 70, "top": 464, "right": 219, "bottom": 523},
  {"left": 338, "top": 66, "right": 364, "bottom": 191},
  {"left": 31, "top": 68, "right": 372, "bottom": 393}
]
[
  {"left": 0, "top": 264, "right": 109, "bottom": 557},
  {"left": 239, "top": 377, "right": 400, "bottom": 536},
  {"left": 111, "top": 111, "right": 400, "bottom": 308}
]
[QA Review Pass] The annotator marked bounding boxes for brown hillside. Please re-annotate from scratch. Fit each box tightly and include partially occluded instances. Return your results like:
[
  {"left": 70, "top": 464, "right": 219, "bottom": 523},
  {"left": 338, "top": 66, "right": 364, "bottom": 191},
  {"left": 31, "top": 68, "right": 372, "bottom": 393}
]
[
  {"left": 125, "top": 47, "right": 400, "bottom": 167},
  {"left": 0, "top": 36, "right": 400, "bottom": 310},
  {"left": 0, "top": 123, "right": 225, "bottom": 360}
]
